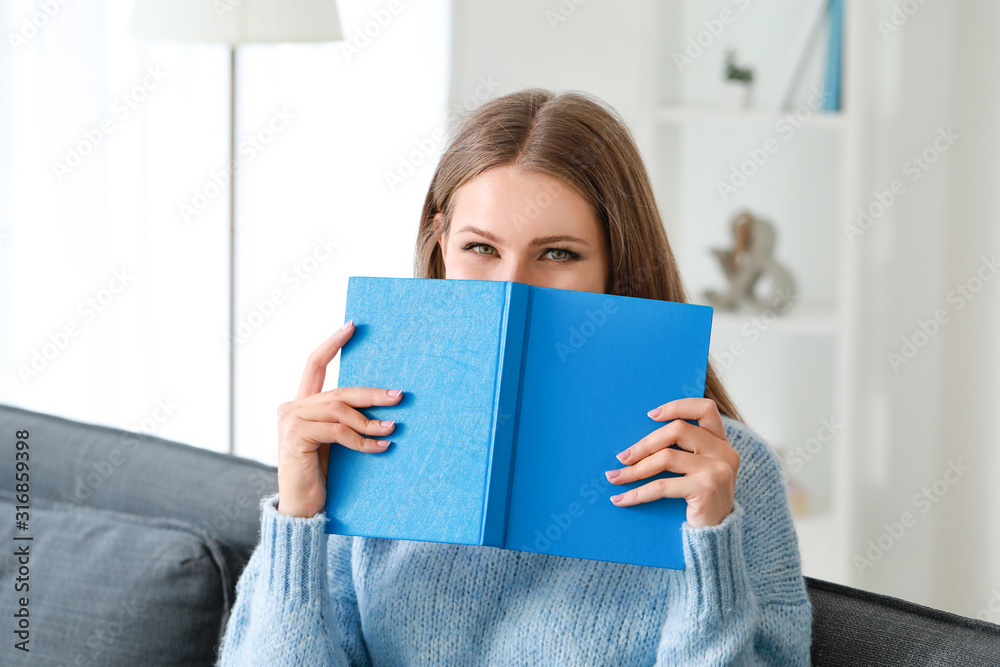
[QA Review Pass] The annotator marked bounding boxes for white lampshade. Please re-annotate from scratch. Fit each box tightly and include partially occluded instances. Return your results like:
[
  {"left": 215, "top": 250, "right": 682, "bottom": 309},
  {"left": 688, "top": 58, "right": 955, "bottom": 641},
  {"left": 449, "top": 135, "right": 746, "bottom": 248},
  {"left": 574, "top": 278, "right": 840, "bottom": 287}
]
[{"left": 130, "top": 0, "right": 342, "bottom": 44}]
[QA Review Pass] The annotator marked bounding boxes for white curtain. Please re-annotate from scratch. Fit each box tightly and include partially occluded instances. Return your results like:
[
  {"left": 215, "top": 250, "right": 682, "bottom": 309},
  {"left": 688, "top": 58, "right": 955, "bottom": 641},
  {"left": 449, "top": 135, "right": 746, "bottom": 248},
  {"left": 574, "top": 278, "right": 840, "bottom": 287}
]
[
  {"left": 1, "top": 0, "right": 231, "bottom": 451},
  {"left": 0, "top": 0, "right": 451, "bottom": 461}
]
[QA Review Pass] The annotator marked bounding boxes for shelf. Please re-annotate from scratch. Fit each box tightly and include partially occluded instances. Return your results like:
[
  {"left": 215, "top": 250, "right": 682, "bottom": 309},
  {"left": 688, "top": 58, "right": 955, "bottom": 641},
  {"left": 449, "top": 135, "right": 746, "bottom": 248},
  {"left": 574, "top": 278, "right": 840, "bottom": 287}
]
[
  {"left": 704, "top": 303, "right": 838, "bottom": 337},
  {"left": 656, "top": 106, "right": 847, "bottom": 129},
  {"left": 651, "top": 0, "right": 857, "bottom": 587}
]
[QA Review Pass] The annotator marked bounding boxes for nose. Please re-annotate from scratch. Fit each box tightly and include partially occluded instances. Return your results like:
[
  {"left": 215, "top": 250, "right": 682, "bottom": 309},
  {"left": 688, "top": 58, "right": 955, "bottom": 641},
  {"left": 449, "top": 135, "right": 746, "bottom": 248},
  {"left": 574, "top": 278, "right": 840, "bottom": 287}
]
[{"left": 495, "top": 260, "right": 533, "bottom": 286}]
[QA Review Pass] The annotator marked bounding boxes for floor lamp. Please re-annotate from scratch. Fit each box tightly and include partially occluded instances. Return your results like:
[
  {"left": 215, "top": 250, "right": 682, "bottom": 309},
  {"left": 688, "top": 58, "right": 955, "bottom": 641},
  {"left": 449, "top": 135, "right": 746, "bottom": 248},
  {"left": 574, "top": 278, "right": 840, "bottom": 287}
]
[{"left": 130, "top": 0, "right": 343, "bottom": 455}]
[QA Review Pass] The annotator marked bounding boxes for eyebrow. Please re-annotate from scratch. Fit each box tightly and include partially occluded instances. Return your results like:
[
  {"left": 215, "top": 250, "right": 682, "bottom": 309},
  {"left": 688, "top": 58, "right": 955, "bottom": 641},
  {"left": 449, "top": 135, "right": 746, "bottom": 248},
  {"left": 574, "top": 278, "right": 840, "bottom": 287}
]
[{"left": 455, "top": 225, "right": 591, "bottom": 247}]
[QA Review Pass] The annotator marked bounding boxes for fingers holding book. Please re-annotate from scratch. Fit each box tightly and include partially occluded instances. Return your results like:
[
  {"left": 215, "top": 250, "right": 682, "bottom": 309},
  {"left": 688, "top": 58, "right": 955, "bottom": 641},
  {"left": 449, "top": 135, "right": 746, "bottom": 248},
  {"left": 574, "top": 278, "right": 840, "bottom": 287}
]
[
  {"left": 604, "top": 398, "right": 739, "bottom": 528},
  {"left": 295, "top": 319, "right": 355, "bottom": 401},
  {"left": 276, "top": 323, "right": 404, "bottom": 518}
]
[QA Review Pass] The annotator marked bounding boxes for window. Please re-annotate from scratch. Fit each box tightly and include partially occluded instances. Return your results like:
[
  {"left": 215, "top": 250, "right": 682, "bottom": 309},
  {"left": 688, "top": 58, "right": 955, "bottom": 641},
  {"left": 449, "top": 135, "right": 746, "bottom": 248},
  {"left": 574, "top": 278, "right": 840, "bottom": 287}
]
[{"left": 0, "top": 0, "right": 451, "bottom": 463}]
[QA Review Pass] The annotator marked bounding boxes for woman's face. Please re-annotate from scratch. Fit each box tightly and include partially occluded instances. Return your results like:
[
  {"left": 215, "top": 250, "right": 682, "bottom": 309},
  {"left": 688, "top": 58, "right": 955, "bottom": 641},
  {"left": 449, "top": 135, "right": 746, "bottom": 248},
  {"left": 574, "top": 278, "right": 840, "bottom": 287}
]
[{"left": 436, "top": 165, "right": 610, "bottom": 294}]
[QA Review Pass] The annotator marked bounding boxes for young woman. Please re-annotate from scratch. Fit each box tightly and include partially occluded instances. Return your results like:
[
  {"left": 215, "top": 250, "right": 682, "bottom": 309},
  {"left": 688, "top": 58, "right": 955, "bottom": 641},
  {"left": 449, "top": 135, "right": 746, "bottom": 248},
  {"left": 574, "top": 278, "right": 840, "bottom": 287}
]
[{"left": 217, "top": 88, "right": 813, "bottom": 666}]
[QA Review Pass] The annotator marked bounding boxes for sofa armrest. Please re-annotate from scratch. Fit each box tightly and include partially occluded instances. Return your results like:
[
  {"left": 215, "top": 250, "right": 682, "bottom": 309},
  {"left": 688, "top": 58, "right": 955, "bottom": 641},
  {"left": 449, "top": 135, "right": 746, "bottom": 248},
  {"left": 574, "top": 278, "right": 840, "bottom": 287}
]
[{"left": 806, "top": 575, "right": 1000, "bottom": 665}]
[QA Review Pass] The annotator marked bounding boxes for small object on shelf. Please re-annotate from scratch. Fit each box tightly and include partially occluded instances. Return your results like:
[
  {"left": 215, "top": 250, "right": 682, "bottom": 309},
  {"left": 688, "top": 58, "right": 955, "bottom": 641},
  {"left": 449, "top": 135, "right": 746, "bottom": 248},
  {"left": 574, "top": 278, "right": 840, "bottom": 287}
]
[
  {"left": 721, "top": 50, "right": 754, "bottom": 110},
  {"left": 787, "top": 478, "right": 810, "bottom": 517},
  {"left": 773, "top": 445, "right": 811, "bottom": 517},
  {"left": 703, "top": 210, "right": 798, "bottom": 313}
]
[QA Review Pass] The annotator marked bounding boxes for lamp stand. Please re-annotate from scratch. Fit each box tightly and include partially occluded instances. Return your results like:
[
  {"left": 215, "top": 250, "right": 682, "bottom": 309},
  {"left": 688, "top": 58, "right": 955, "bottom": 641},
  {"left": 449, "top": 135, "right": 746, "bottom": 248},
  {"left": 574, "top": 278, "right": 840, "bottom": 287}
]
[{"left": 228, "top": 46, "right": 237, "bottom": 456}]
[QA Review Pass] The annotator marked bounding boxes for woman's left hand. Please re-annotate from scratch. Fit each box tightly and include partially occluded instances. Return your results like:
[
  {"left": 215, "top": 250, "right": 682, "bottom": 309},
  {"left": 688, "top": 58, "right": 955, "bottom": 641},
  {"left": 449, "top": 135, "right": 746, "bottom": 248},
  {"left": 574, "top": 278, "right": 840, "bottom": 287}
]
[{"left": 605, "top": 397, "right": 739, "bottom": 528}]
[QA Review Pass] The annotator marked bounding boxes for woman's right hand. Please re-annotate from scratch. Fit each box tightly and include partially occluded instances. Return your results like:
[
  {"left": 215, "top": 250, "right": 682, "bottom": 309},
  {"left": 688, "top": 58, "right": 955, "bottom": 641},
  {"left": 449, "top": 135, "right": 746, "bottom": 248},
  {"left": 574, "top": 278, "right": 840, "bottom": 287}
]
[{"left": 276, "top": 320, "right": 403, "bottom": 518}]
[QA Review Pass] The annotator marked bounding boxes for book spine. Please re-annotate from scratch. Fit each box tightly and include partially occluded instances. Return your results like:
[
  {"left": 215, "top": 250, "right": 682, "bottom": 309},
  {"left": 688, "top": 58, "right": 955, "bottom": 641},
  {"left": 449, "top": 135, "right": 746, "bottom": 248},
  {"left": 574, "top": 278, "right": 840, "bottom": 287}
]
[
  {"left": 480, "top": 282, "right": 530, "bottom": 547},
  {"left": 771, "top": 0, "right": 829, "bottom": 111},
  {"left": 822, "top": 0, "right": 843, "bottom": 112}
]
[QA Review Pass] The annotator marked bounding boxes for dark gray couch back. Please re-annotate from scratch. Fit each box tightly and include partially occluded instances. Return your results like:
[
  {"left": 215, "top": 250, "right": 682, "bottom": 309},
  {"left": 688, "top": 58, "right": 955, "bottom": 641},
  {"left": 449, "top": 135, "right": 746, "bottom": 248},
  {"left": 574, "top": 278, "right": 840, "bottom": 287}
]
[
  {"left": 0, "top": 403, "right": 278, "bottom": 581},
  {"left": 806, "top": 575, "right": 1000, "bottom": 665}
]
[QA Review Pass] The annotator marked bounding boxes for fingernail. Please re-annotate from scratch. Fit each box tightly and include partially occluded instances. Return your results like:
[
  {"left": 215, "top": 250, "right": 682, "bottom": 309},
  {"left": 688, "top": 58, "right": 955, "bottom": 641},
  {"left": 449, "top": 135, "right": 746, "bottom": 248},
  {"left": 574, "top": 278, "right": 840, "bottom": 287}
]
[
  {"left": 610, "top": 494, "right": 623, "bottom": 503},
  {"left": 605, "top": 469, "right": 620, "bottom": 480},
  {"left": 339, "top": 319, "right": 354, "bottom": 331},
  {"left": 616, "top": 448, "right": 630, "bottom": 463},
  {"left": 379, "top": 420, "right": 394, "bottom": 428},
  {"left": 376, "top": 440, "right": 390, "bottom": 448},
  {"left": 647, "top": 406, "right": 662, "bottom": 419},
  {"left": 387, "top": 389, "right": 402, "bottom": 397}
]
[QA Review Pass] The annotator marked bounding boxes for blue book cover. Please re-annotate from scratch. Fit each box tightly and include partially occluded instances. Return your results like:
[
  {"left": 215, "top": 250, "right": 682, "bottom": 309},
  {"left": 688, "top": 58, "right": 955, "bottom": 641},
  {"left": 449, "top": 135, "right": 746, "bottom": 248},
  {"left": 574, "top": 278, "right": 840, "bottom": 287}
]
[{"left": 323, "top": 276, "right": 714, "bottom": 570}]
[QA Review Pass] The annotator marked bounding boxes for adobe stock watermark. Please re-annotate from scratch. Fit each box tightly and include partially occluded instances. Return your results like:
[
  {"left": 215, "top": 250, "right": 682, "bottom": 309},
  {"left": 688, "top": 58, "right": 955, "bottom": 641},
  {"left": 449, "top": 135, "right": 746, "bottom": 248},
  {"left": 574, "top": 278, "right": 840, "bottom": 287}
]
[
  {"left": 386, "top": 75, "right": 501, "bottom": 191},
  {"left": 340, "top": 0, "right": 405, "bottom": 63},
  {"left": 783, "top": 416, "right": 843, "bottom": 472},
  {"left": 59, "top": 397, "right": 180, "bottom": 510},
  {"left": 213, "top": 0, "right": 242, "bottom": 16},
  {"left": 854, "top": 458, "right": 969, "bottom": 575},
  {"left": 672, "top": 0, "right": 755, "bottom": 72},
  {"left": 545, "top": 0, "right": 589, "bottom": 31},
  {"left": 8, "top": 0, "right": 72, "bottom": 55},
  {"left": 717, "top": 86, "right": 827, "bottom": 202},
  {"left": 555, "top": 298, "right": 619, "bottom": 363},
  {"left": 447, "top": 74, "right": 502, "bottom": 125},
  {"left": 887, "top": 254, "right": 998, "bottom": 373},
  {"left": 384, "top": 127, "right": 444, "bottom": 192},
  {"left": 509, "top": 175, "right": 567, "bottom": 236},
  {"left": 712, "top": 287, "right": 798, "bottom": 371},
  {"left": 878, "top": 0, "right": 934, "bottom": 39},
  {"left": 226, "top": 235, "right": 340, "bottom": 345},
  {"left": 17, "top": 268, "right": 135, "bottom": 386},
  {"left": 518, "top": 474, "right": 606, "bottom": 553},
  {"left": 977, "top": 589, "right": 1000, "bottom": 624},
  {"left": 72, "top": 574, "right": 161, "bottom": 667},
  {"left": 608, "top": 252, "right": 674, "bottom": 298},
  {"left": 195, "top": 470, "right": 273, "bottom": 543},
  {"left": 179, "top": 106, "right": 295, "bottom": 223},
  {"left": 843, "top": 126, "right": 959, "bottom": 243},
  {"left": 51, "top": 65, "right": 168, "bottom": 183}
]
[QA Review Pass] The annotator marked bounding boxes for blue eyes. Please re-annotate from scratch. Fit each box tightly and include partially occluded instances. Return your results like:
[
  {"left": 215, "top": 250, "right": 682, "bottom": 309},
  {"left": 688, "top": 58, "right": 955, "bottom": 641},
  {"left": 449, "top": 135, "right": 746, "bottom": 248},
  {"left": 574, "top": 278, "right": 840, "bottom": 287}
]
[{"left": 461, "top": 242, "right": 581, "bottom": 262}]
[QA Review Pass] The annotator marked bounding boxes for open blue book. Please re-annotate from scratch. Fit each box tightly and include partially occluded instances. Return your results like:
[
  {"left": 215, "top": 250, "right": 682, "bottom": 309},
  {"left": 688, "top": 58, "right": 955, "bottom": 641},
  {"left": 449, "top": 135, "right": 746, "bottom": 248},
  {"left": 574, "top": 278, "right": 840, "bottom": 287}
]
[{"left": 324, "top": 276, "right": 714, "bottom": 569}]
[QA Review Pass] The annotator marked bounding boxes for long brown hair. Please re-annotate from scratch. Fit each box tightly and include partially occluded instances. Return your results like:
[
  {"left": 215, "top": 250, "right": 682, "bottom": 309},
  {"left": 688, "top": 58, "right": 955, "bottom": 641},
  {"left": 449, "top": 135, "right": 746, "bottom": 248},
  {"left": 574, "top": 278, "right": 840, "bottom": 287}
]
[{"left": 413, "top": 87, "right": 744, "bottom": 424}]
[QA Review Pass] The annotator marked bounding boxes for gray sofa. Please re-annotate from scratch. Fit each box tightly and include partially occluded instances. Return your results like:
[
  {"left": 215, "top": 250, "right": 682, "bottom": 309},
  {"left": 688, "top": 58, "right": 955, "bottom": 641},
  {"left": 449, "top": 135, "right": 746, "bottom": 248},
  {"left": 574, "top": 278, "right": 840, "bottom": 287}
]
[
  {"left": 1, "top": 402, "right": 998, "bottom": 666},
  {"left": 0, "top": 403, "right": 277, "bottom": 666}
]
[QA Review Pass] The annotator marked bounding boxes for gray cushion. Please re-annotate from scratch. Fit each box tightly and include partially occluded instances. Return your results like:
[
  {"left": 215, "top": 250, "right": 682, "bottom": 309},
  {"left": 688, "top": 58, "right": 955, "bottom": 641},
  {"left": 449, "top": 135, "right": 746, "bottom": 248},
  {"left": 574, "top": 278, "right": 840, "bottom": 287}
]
[
  {"left": 0, "top": 490, "right": 231, "bottom": 666},
  {"left": 0, "top": 403, "right": 278, "bottom": 582}
]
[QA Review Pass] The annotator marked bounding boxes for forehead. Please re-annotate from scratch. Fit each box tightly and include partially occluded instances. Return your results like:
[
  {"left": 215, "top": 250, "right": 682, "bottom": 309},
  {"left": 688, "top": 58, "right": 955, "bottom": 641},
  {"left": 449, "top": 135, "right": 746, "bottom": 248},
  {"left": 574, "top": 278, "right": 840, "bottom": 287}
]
[{"left": 451, "top": 166, "right": 598, "bottom": 236}]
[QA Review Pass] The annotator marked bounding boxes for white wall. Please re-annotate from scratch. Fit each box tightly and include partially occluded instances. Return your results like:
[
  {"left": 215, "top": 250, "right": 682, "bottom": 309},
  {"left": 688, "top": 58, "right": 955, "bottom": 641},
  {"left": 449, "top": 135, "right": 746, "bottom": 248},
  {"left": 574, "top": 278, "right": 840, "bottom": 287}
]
[
  {"left": 448, "top": 0, "right": 658, "bottom": 151},
  {"left": 846, "top": 0, "right": 956, "bottom": 609},
  {"left": 937, "top": 0, "right": 1000, "bottom": 621},
  {"left": 844, "top": 0, "right": 1000, "bottom": 619}
]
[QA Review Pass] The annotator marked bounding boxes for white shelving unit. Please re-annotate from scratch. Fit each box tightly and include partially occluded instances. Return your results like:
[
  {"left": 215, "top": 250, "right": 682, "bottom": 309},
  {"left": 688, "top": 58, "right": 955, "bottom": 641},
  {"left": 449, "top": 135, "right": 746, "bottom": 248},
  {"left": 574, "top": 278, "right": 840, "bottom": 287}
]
[
  {"left": 656, "top": 107, "right": 847, "bottom": 129},
  {"left": 644, "top": 0, "right": 864, "bottom": 585}
]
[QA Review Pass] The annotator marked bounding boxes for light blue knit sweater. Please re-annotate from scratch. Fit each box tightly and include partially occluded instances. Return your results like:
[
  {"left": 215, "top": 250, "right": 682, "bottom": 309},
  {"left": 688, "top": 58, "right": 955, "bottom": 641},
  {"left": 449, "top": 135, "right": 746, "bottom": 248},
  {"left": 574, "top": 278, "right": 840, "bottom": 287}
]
[{"left": 216, "top": 415, "right": 812, "bottom": 666}]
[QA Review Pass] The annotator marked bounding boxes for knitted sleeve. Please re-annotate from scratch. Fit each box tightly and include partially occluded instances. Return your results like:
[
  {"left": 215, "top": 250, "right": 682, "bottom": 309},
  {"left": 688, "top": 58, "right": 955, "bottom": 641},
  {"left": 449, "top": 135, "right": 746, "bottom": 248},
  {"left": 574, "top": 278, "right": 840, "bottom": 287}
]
[
  {"left": 215, "top": 493, "right": 371, "bottom": 667},
  {"left": 653, "top": 418, "right": 813, "bottom": 666}
]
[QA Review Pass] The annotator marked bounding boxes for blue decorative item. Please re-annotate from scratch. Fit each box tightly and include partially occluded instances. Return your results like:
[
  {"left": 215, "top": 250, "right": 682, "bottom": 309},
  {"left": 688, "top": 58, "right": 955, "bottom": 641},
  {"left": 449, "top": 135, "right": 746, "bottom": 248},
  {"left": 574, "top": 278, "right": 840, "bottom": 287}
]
[{"left": 823, "top": 0, "right": 844, "bottom": 111}]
